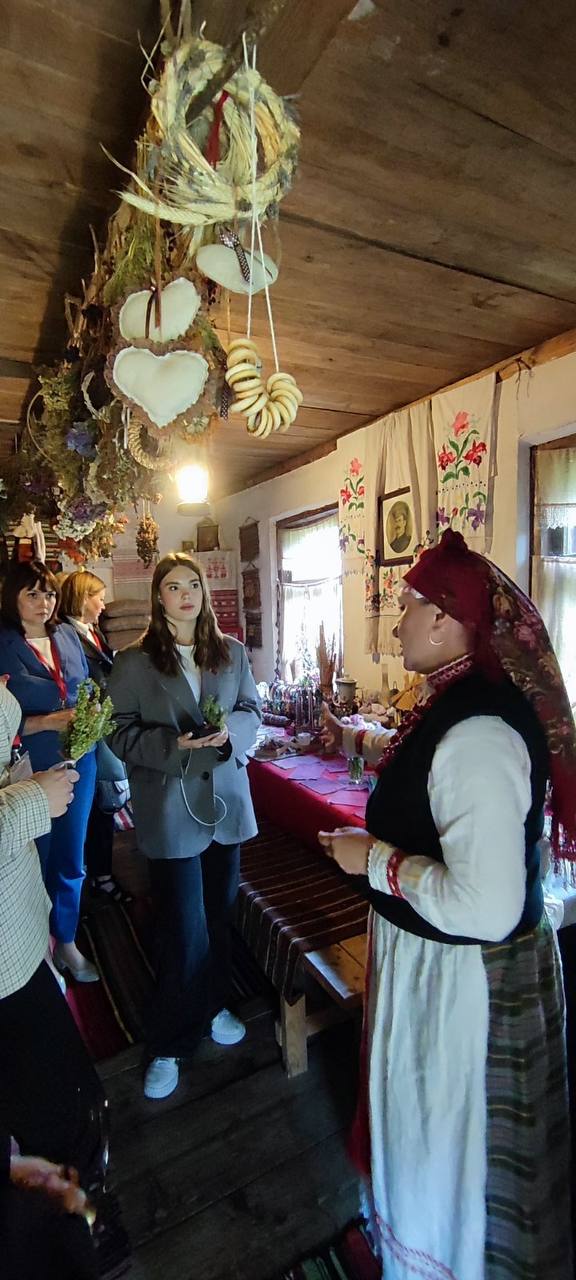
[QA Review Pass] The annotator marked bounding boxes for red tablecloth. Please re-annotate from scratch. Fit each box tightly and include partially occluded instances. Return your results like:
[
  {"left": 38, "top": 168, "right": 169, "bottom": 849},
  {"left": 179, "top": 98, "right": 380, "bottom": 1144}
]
[{"left": 247, "top": 752, "right": 369, "bottom": 851}]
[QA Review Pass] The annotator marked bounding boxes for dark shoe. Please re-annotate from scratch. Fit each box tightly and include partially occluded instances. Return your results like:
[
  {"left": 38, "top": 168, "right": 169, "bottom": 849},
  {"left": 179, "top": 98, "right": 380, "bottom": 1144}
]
[{"left": 90, "top": 875, "right": 133, "bottom": 905}]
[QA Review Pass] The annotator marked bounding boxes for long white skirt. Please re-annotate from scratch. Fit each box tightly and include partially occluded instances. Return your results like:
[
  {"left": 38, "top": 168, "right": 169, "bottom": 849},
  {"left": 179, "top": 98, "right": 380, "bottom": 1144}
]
[{"left": 365, "top": 914, "right": 489, "bottom": 1280}]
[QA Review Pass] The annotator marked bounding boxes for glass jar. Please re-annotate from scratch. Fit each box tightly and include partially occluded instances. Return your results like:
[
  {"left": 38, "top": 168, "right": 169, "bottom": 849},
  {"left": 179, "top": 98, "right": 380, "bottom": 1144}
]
[{"left": 347, "top": 755, "right": 365, "bottom": 785}]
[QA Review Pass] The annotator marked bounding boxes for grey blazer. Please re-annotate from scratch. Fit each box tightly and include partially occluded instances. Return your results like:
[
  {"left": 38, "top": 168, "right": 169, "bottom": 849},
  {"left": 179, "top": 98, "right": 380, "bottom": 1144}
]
[{"left": 106, "top": 637, "right": 261, "bottom": 858}]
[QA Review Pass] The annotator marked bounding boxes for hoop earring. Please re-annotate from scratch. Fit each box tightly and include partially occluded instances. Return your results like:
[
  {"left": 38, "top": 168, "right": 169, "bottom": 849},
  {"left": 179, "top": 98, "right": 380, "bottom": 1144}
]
[{"left": 428, "top": 634, "right": 443, "bottom": 647}]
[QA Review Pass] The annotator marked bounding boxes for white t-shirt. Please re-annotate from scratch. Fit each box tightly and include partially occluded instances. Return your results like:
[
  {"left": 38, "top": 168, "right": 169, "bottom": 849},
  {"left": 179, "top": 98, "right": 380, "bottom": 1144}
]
[
  {"left": 27, "top": 635, "right": 55, "bottom": 669},
  {"left": 176, "top": 643, "right": 201, "bottom": 703}
]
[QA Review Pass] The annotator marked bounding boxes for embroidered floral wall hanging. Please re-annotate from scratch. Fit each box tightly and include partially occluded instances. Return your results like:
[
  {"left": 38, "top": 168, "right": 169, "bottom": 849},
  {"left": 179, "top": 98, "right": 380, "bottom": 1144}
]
[
  {"left": 432, "top": 373, "right": 497, "bottom": 552},
  {"left": 339, "top": 454, "right": 366, "bottom": 574}
]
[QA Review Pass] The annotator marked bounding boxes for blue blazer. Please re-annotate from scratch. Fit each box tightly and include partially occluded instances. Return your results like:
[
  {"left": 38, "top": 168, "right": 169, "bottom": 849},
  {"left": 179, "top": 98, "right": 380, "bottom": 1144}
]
[{"left": 0, "top": 622, "right": 90, "bottom": 771}]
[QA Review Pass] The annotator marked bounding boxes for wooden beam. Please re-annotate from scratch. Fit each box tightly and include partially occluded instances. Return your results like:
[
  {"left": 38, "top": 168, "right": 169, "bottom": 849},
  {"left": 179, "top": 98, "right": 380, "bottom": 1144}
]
[{"left": 497, "top": 327, "right": 576, "bottom": 381}]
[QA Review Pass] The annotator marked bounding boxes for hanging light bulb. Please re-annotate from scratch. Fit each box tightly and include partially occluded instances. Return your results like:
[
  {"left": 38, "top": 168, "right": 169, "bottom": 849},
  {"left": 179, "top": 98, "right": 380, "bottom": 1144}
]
[{"left": 176, "top": 464, "right": 211, "bottom": 515}]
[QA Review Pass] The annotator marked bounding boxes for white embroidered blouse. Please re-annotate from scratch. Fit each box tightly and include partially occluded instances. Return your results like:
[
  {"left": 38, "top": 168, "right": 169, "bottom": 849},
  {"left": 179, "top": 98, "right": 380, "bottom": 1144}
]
[{"left": 346, "top": 717, "right": 533, "bottom": 943}]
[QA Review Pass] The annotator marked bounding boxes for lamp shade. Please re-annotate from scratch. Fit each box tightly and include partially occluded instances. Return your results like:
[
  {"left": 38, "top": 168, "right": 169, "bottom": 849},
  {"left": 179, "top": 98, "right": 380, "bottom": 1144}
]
[{"left": 176, "top": 464, "right": 209, "bottom": 505}]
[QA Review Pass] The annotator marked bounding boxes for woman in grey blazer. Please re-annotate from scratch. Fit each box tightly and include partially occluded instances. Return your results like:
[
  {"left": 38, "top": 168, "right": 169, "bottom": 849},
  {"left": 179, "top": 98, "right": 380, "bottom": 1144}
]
[{"left": 106, "top": 552, "right": 261, "bottom": 1099}]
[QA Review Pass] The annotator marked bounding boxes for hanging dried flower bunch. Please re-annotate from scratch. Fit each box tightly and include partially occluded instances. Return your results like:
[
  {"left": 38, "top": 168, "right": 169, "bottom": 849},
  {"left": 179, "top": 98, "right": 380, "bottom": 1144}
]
[
  {"left": 135, "top": 513, "right": 160, "bottom": 567},
  {"left": 4, "top": 1, "right": 301, "bottom": 560}
]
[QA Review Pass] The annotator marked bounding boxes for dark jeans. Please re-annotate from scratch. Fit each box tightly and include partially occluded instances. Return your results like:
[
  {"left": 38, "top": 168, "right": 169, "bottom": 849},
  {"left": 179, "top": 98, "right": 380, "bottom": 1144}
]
[
  {"left": 146, "top": 841, "right": 240, "bottom": 1058},
  {"left": 84, "top": 800, "right": 115, "bottom": 879},
  {"left": 0, "top": 961, "right": 107, "bottom": 1189},
  {"left": 0, "top": 1185, "right": 97, "bottom": 1280}
]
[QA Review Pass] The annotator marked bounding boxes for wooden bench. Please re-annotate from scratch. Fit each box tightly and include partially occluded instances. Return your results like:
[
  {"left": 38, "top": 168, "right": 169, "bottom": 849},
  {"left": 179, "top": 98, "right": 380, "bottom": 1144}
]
[{"left": 275, "top": 933, "right": 367, "bottom": 1077}]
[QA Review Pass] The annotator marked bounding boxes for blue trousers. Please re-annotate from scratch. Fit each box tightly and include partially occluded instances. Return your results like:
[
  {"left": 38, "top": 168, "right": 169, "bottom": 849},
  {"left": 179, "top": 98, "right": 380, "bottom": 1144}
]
[
  {"left": 146, "top": 841, "right": 240, "bottom": 1057},
  {"left": 36, "top": 751, "right": 97, "bottom": 943}
]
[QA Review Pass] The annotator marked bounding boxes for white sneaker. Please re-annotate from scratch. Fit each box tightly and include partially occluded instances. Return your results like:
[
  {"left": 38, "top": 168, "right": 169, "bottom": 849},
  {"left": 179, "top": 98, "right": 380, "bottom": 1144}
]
[
  {"left": 144, "top": 1056, "right": 179, "bottom": 1099},
  {"left": 211, "top": 1009, "right": 246, "bottom": 1046}
]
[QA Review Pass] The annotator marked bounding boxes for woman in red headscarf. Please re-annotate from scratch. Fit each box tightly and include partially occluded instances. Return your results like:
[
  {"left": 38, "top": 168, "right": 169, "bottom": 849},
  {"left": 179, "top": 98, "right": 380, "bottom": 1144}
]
[{"left": 319, "top": 530, "right": 574, "bottom": 1280}]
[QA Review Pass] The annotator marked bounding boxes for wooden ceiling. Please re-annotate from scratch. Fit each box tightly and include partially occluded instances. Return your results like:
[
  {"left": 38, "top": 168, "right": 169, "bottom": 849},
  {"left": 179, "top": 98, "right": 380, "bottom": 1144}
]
[{"left": 3, "top": 0, "right": 576, "bottom": 498}]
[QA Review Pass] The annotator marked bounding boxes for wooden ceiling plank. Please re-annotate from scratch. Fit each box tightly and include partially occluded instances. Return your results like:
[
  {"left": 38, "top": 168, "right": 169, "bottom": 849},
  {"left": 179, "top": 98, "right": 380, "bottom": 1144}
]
[
  {"left": 217, "top": 440, "right": 339, "bottom": 498},
  {"left": 202, "top": 0, "right": 356, "bottom": 95},
  {"left": 28, "top": 0, "right": 158, "bottom": 48},
  {"left": 354, "top": 1, "right": 576, "bottom": 159},
  {"left": 0, "top": 49, "right": 145, "bottom": 145},
  {"left": 278, "top": 13, "right": 576, "bottom": 298},
  {"left": 0, "top": 0, "right": 149, "bottom": 88},
  {"left": 0, "top": 173, "right": 113, "bottom": 248}
]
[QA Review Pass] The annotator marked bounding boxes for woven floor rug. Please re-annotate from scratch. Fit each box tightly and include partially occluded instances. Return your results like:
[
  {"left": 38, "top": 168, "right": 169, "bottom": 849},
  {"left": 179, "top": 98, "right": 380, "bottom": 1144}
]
[{"left": 276, "top": 1221, "right": 381, "bottom": 1279}]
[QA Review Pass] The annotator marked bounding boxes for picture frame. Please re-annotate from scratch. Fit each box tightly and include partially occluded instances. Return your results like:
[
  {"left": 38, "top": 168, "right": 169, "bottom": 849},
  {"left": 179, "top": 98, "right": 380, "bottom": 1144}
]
[
  {"left": 196, "top": 519, "right": 220, "bottom": 552},
  {"left": 380, "top": 486, "right": 416, "bottom": 565}
]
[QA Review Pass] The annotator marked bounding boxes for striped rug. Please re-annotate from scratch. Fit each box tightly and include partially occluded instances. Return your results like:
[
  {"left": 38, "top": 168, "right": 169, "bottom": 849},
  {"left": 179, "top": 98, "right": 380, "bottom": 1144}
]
[{"left": 238, "top": 820, "right": 369, "bottom": 1000}]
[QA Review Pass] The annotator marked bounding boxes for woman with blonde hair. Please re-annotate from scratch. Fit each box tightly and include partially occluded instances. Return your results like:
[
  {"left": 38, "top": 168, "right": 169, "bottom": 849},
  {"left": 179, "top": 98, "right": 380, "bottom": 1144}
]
[
  {"left": 107, "top": 552, "right": 261, "bottom": 1099},
  {"left": 60, "top": 571, "right": 130, "bottom": 903}
]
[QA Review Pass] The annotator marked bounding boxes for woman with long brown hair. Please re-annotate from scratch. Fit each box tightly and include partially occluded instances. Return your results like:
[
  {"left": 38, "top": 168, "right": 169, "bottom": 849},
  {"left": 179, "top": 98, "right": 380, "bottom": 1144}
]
[{"left": 106, "top": 552, "right": 261, "bottom": 1099}]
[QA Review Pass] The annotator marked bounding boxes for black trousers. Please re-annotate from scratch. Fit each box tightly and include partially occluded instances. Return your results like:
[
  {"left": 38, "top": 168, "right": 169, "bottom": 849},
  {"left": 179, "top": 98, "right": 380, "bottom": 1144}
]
[
  {"left": 0, "top": 961, "right": 106, "bottom": 1189},
  {"left": 84, "top": 799, "right": 115, "bottom": 879},
  {"left": 146, "top": 841, "right": 240, "bottom": 1058},
  {"left": 0, "top": 1184, "right": 97, "bottom": 1280}
]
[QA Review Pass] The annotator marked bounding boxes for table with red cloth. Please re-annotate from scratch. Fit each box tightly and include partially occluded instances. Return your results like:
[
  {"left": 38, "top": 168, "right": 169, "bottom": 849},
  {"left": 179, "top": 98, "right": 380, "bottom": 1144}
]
[
  {"left": 237, "top": 754, "right": 371, "bottom": 1031},
  {"left": 247, "top": 751, "right": 370, "bottom": 850}
]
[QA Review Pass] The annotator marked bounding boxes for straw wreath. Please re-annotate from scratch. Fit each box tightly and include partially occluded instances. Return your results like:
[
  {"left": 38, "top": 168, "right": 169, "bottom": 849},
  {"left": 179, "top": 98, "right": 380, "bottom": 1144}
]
[{"left": 116, "top": 37, "right": 300, "bottom": 229}]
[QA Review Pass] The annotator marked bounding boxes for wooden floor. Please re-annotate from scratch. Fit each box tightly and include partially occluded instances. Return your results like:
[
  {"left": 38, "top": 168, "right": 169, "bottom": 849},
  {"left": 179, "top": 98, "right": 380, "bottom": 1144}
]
[{"left": 99, "top": 1012, "right": 362, "bottom": 1280}]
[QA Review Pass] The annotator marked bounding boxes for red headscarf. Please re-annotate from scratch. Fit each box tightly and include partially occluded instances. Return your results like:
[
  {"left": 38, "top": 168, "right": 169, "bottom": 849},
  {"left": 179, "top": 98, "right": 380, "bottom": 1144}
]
[{"left": 405, "top": 529, "right": 576, "bottom": 862}]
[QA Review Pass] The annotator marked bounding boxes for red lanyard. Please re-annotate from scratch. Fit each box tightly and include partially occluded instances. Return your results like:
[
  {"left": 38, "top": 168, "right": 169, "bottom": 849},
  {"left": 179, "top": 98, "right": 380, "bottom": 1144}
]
[
  {"left": 90, "top": 629, "right": 103, "bottom": 652},
  {"left": 26, "top": 638, "right": 68, "bottom": 706}
]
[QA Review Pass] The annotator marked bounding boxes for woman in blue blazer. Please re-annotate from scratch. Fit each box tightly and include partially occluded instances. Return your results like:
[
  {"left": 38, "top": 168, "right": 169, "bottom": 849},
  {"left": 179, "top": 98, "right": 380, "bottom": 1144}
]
[{"left": 0, "top": 560, "right": 98, "bottom": 981}]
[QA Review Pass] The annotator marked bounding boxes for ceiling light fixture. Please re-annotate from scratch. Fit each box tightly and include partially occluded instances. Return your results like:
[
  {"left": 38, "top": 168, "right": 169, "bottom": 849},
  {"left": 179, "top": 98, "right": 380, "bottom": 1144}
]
[{"left": 176, "top": 463, "right": 211, "bottom": 516}]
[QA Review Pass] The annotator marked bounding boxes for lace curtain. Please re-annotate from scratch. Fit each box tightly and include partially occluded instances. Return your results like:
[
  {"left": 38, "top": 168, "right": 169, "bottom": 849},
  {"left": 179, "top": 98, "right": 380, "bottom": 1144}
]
[
  {"left": 532, "top": 448, "right": 576, "bottom": 705},
  {"left": 277, "top": 514, "right": 342, "bottom": 681}
]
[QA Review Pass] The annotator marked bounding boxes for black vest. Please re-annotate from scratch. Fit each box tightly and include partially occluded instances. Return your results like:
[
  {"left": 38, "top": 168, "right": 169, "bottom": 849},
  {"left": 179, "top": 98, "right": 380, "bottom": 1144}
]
[{"left": 364, "top": 672, "right": 549, "bottom": 945}]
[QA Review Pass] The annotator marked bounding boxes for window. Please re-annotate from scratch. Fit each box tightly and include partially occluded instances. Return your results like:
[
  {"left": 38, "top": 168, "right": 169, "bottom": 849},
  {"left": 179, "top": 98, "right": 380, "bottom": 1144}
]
[
  {"left": 276, "top": 508, "right": 342, "bottom": 682},
  {"left": 531, "top": 442, "right": 576, "bottom": 706}
]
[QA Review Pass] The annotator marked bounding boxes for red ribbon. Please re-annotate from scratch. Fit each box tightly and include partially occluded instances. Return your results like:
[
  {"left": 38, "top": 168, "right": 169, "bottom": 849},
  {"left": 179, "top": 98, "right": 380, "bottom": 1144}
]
[
  {"left": 205, "top": 91, "right": 229, "bottom": 168},
  {"left": 26, "top": 638, "right": 68, "bottom": 706}
]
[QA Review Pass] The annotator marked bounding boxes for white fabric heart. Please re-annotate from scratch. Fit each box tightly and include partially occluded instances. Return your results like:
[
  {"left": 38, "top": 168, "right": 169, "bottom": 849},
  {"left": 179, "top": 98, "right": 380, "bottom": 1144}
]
[
  {"left": 196, "top": 245, "right": 278, "bottom": 294},
  {"left": 113, "top": 348, "right": 209, "bottom": 428},
  {"left": 119, "top": 278, "right": 201, "bottom": 343}
]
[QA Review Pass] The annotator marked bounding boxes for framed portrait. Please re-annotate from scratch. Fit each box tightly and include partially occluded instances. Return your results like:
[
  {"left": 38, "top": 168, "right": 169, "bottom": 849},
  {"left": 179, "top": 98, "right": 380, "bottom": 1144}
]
[
  {"left": 381, "top": 487, "right": 416, "bottom": 565},
  {"left": 196, "top": 520, "right": 220, "bottom": 552}
]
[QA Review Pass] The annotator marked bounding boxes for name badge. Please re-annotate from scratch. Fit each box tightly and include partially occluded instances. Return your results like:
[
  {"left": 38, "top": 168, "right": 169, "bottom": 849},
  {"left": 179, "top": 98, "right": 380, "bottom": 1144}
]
[{"left": 8, "top": 752, "right": 33, "bottom": 783}]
